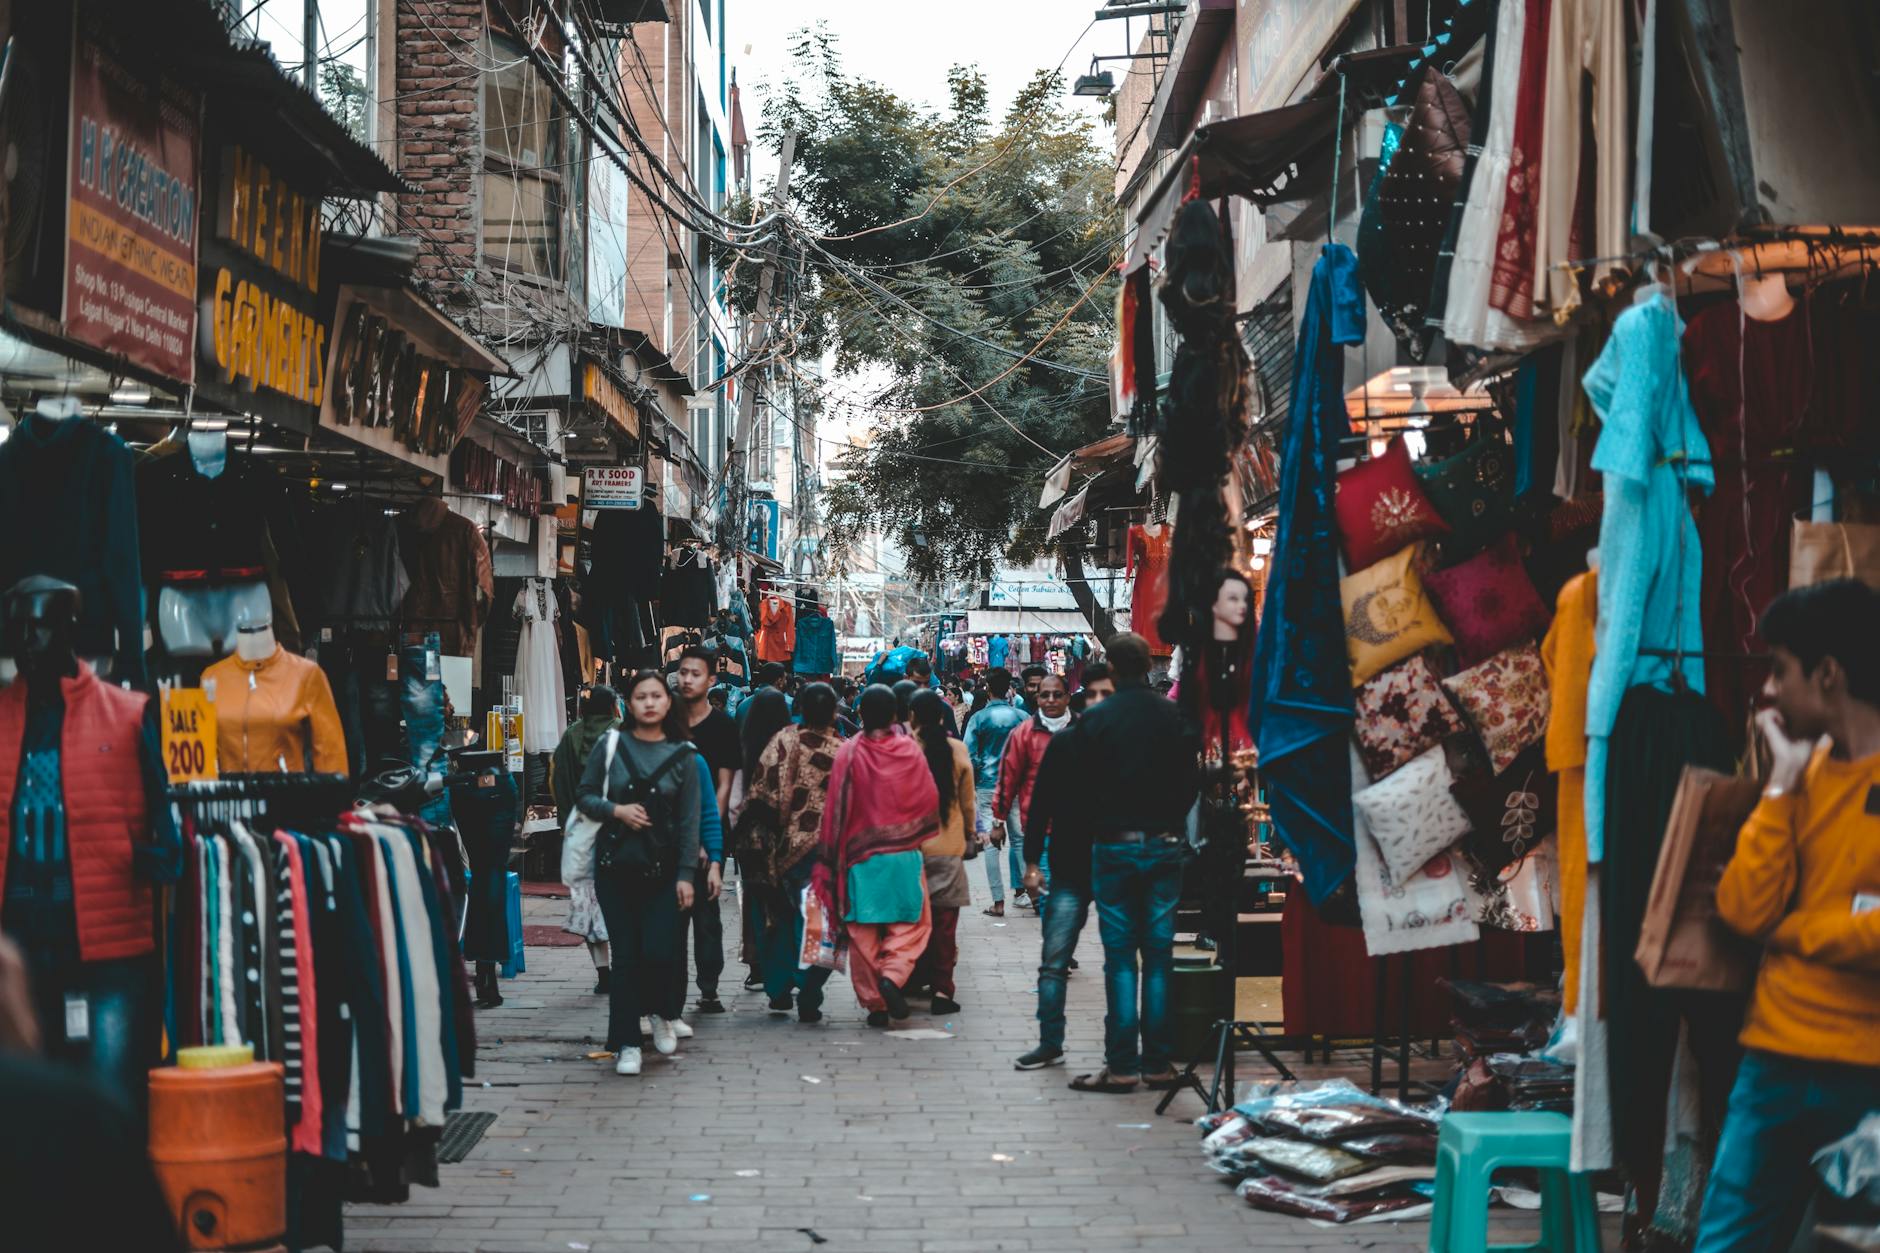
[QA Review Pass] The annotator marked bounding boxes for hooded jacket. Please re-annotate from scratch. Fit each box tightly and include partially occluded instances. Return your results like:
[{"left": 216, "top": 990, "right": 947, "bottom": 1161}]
[{"left": 551, "top": 711, "right": 620, "bottom": 826}]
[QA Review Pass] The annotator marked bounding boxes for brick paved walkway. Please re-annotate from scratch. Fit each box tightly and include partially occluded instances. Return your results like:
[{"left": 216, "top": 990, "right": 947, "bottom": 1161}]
[{"left": 342, "top": 872, "right": 1564, "bottom": 1253}]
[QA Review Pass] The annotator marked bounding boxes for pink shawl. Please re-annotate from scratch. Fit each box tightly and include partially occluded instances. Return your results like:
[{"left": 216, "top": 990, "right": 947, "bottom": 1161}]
[{"left": 812, "top": 728, "right": 940, "bottom": 925}]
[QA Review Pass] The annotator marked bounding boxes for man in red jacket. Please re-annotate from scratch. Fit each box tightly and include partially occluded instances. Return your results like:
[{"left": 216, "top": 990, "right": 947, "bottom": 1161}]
[{"left": 994, "top": 673, "right": 1075, "bottom": 911}]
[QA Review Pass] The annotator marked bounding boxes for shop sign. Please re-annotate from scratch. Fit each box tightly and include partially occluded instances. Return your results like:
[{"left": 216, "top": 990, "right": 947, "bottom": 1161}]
[
  {"left": 583, "top": 465, "right": 644, "bottom": 509},
  {"left": 196, "top": 140, "right": 330, "bottom": 428},
  {"left": 63, "top": 6, "right": 201, "bottom": 383},
  {"left": 160, "top": 687, "right": 218, "bottom": 783},
  {"left": 582, "top": 362, "right": 641, "bottom": 439},
  {"left": 485, "top": 709, "right": 524, "bottom": 774},
  {"left": 321, "top": 286, "right": 488, "bottom": 467}
]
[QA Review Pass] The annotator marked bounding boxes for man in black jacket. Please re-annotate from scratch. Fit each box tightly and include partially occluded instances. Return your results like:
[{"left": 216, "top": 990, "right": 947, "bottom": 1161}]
[{"left": 1057, "top": 634, "right": 1200, "bottom": 1093}]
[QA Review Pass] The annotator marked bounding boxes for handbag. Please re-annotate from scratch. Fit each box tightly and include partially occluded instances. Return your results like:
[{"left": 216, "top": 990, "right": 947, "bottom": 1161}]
[
  {"left": 559, "top": 731, "right": 616, "bottom": 885},
  {"left": 596, "top": 742, "right": 694, "bottom": 882},
  {"left": 1634, "top": 766, "right": 1761, "bottom": 991},
  {"left": 1789, "top": 519, "right": 1880, "bottom": 591},
  {"left": 799, "top": 884, "right": 848, "bottom": 973}
]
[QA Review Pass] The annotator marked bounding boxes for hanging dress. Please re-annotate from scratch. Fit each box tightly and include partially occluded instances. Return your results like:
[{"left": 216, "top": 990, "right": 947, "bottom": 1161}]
[{"left": 513, "top": 578, "right": 567, "bottom": 753}]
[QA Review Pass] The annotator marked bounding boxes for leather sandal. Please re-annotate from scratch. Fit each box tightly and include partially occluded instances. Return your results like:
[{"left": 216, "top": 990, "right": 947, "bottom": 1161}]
[{"left": 1068, "top": 1069, "right": 1140, "bottom": 1094}]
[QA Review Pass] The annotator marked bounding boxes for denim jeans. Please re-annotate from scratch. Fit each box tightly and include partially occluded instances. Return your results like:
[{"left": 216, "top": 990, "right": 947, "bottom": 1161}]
[
  {"left": 1035, "top": 879, "right": 1090, "bottom": 1051},
  {"left": 397, "top": 635, "right": 451, "bottom": 827},
  {"left": 1090, "top": 837, "right": 1188, "bottom": 1077},
  {"left": 974, "top": 791, "right": 1020, "bottom": 903},
  {"left": 30, "top": 956, "right": 155, "bottom": 1119},
  {"left": 1694, "top": 1050, "right": 1880, "bottom": 1252},
  {"left": 756, "top": 863, "right": 832, "bottom": 1011}
]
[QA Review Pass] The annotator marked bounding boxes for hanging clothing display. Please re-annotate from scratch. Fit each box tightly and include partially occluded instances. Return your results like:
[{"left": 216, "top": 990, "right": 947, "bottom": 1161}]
[
  {"left": 1683, "top": 298, "right": 1813, "bottom": 732},
  {"left": 1540, "top": 569, "right": 1597, "bottom": 1012},
  {"left": 793, "top": 609, "right": 837, "bottom": 675},
  {"left": 397, "top": 498, "right": 493, "bottom": 656},
  {"left": 755, "top": 594, "right": 796, "bottom": 664},
  {"left": 203, "top": 645, "right": 349, "bottom": 775},
  {"left": 451, "top": 766, "right": 518, "bottom": 965},
  {"left": 1580, "top": 289, "right": 1713, "bottom": 864},
  {"left": 1126, "top": 523, "right": 1174, "bottom": 655},
  {"left": 0, "top": 416, "right": 147, "bottom": 685},
  {"left": 987, "top": 634, "right": 1011, "bottom": 670},
  {"left": 1533, "top": 0, "right": 1628, "bottom": 314},
  {"left": 659, "top": 549, "right": 718, "bottom": 629},
  {"left": 316, "top": 510, "right": 411, "bottom": 635},
  {"left": 511, "top": 579, "right": 567, "bottom": 753},
  {"left": 1244, "top": 244, "right": 1363, "bottom": 907}
]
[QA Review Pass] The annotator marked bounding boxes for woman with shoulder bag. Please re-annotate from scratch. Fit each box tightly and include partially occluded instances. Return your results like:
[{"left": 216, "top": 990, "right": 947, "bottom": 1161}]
[{"left": 575, "top": 670, "right": 702, "bottom": 1076}]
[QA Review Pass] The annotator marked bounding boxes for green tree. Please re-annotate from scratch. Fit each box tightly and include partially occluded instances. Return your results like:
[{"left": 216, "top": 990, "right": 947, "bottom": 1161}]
[
  {"left": 755, "top": 26, "right": 1121, "bottom": 588},
  {"left": 320, "top": 61, "right": 369, "bottom": 146}
]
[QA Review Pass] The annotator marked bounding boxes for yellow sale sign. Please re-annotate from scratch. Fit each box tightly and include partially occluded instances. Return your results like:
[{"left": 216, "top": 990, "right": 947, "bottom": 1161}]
[{"left": 161, "top": 688, "right": 219, "bottom": 783}]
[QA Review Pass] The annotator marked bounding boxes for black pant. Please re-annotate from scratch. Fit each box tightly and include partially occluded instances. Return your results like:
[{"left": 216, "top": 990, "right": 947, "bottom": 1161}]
[
  {"left": 592, "top": 871, "right": 681, "bottom": 1050},
  {"left": 673, "top": 882, "right": 726, "bottom": 1006},
  {"left": 1603, "top": 685, "right": 1743, "bottom": 1212}
]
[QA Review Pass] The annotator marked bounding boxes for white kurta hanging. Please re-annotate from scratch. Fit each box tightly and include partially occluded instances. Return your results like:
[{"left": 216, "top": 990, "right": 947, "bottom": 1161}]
[{"left": 513, "top": 578, "right": 567, "bottom": 752}]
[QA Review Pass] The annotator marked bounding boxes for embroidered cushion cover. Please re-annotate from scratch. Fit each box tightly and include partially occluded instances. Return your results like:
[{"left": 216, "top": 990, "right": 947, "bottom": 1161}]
[
  {"left": 1352, "top": 745, "right": 1472, "bottom": 885},
  {"left": 1341, "top": 543, "right": 1455, "bottom": 686},
  {"left": 1415, "top": 436, "right": 1514, "bottom": 559},
  {"left": 1450, "top": 744, "right": 1556, "bottom": 873},
  {"left": 1334, "top": 437, "right": 1450, "bottom": 572},
  {"left": 1422, "top": 533, "right": 1552, "bottom": 666},
  {"left": 1352, "top": 652, "right": 1469, "bottom": 780},
  {"left": 1441, "top": 642, "right": 1551, "bottom": 774}
]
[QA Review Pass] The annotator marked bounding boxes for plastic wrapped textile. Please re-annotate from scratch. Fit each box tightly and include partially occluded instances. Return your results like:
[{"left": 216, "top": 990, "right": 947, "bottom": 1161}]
[
  {"left": 1341, "top": 1131, "right": 1441, "bottom": 1163},
  {"left": 1236, "top": 1174, "right": 1431, "bottom": 1222},
  {"left": 1258, "top": 1101, "right": 1440, "bottom": 1144},
  {"left": 1227, "top": 1136, "right": 1371, "bottom": 1184},
  {"left": 1818, "top": 1113, "right": 1880, "bottom": 1206},
  {"left": 1486, "top": 1052, "right": 1576, "bottom": 1113}
]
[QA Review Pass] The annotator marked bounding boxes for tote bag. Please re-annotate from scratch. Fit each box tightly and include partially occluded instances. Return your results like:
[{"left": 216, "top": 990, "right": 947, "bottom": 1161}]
[
  {"left": 559, "top": 731, "right": 617, "bottom": 885},
  {"left": 1634, "top": 766, "right": 1760, "bottom": 991}
]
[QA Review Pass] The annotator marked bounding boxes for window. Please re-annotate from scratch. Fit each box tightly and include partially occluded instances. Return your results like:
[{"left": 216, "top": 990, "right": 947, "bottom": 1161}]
[{"left": 482, "top": 36, "right": 563, "bottom": 281}]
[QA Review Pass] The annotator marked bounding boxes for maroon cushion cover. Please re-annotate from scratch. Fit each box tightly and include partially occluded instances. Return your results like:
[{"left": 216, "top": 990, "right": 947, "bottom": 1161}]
[
  {"left": 1422, "top": 533, "right": 1551, "bottom": 666},
  {"left": 1334, "top": 437, "right": 1450, "bottom": 573}
]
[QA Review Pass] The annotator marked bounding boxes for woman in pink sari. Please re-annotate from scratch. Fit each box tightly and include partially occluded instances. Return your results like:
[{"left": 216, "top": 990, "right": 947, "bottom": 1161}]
[{"left": 812, "top": 685, "right": 940, "bottom": 1026}]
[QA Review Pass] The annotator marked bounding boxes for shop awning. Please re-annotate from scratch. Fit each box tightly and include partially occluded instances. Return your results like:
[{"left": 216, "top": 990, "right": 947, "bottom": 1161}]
[
  {"left": 965, "top": 610, "right": 1091, "bottom": 636},
  {"left": 1038, "top": 431, "right": 1134, "bottom": 508},
  {"left": 1045, "top": 484, "right": 1090, "bottom": 540},
  {"left": 1125, "top": 97, "right": 1340, "bottom": 273}
]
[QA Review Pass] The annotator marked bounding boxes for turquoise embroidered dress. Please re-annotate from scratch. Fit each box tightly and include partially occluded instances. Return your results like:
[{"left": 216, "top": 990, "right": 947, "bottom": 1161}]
[{"left": 1580, "top": 290, "right": 1713, "bottom": 862}]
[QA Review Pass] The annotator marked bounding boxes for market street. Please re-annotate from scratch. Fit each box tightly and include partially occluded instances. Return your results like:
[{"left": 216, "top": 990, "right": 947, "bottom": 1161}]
[{"left": 343, "top": 880, "right": 1586, "bottom": 1253}]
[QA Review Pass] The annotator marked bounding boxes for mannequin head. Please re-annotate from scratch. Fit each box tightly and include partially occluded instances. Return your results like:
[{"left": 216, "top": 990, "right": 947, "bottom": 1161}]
[
  {"left": 2, "top": 576, "right": 81, "bottom": 683},
  {"left": 1211, "top": 569, "right": 1254, "bottom": 643}
]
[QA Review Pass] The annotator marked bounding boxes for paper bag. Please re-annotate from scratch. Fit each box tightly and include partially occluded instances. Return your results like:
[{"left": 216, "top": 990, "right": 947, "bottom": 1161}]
[
  {"left": 1789, "top": 520, "right": 1880, "bottom": 591},
  {"left": 1635, "top": 767, "right": 1761, "bottom": 991}
]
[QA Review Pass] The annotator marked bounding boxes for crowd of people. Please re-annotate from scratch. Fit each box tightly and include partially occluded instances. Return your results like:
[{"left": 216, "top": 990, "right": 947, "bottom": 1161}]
[{"left": 547, "top": 632, "right": 1200, "bottom": 1087}]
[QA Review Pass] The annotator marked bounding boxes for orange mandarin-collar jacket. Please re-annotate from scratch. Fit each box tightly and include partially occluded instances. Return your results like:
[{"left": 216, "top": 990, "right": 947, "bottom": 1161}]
[{"left": 203, "top": 645, "right": 348, "bottom": 775}]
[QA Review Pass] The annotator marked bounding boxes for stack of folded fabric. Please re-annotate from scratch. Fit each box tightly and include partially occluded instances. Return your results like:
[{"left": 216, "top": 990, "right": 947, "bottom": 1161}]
[{"left": 1197, "top": 1079, "right": 1446, "bottom": 1223}]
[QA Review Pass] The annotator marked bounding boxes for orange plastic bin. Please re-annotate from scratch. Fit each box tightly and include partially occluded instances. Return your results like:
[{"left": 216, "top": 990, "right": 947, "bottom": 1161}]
[{"left": 148, "top": 1047, "right": 287, "bottom": 1251}]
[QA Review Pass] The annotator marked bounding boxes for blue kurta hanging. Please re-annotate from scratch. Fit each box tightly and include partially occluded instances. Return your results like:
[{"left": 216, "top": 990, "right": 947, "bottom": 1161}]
[{"left": 1246, "top": 243, "right": 1366, "bottom": 905}]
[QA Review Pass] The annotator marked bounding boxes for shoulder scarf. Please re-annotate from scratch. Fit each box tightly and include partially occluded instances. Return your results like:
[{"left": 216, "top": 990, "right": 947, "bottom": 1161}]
[{"left": 811, "top": 728, "right": 939, "bottom": 928}]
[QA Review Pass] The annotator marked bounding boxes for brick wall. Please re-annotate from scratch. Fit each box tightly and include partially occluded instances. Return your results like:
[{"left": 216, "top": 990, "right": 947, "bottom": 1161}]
[{"left": 393, "top": 0, "right": 482, "bottom": 301}]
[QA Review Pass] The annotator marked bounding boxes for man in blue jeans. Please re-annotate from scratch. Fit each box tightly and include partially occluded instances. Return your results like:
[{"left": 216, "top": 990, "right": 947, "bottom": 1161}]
[{"left": 1057, "top": 634, "right": 1199, "bottom": 1093}]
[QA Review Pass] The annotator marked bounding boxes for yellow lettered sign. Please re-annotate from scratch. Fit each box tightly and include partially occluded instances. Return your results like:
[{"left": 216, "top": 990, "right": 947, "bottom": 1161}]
[{"left": 161, "top": 688, "right": 219, "bottom": 783}]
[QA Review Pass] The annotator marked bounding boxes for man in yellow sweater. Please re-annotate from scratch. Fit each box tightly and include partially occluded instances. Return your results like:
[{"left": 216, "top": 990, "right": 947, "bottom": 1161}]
[{"left": 1697, "top": 579, "right": 1880, "bottom": 1252}]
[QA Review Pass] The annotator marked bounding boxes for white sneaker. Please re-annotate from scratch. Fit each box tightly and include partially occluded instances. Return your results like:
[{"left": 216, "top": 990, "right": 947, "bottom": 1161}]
[
  {"left": 648, "top": 1015, "right": 678, "bottom": 1055},
  {"left": 671, "top": 1018, "right": 695, "bottom": 1039},
  {"left": 614, "top": 1047, "right": 642, "bottom": 1076},
  {"left": 639, "top": 1016, "right": 652, "bottom": 1035}
]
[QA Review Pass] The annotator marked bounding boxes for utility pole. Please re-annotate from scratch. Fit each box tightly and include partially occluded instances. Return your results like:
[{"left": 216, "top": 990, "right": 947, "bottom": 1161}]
[
  {"left": 724, "top": 129, "right": 795, "bottom": 559},
  {"left": 303, "top": 0, "right": 318, "bottom": 91}
]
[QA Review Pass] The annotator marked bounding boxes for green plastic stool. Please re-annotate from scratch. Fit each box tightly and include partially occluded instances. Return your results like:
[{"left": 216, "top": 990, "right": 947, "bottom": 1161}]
[{"left": 1427, "top": 1112, "right": 1602, "bottom": 1253}]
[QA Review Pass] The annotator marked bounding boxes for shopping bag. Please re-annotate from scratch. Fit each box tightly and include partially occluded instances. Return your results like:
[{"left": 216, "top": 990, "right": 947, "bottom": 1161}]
[
  {"left": 799, "top": 885, "right": 848, "bottom": 973},
  {"left": 1634, "top": 766, "right": 1761, "bottom": 991},
  {"left": 559, "top": 732, "right": 617, "bottom": 885},
  {"left": 1789, "top": 520, "right": 1880, "bottom": 591}
]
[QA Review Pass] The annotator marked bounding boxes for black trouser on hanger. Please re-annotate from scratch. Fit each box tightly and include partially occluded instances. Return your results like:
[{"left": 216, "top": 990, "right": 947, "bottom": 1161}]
[{"left": 1603, "top": 685, "right": 1745, "bottom": 1216}]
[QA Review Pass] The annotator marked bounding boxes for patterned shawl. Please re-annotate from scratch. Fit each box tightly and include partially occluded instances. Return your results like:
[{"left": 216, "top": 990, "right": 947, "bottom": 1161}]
[
  {"left": 733, "top": 725, "right": 838, "bottom": 890},
  {"left": 811, "top": 728, "right": 939, "bottom": 928}
]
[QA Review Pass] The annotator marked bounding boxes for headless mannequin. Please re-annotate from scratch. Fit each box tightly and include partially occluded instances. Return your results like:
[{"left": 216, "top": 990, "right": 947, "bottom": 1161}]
[
  {"left": 203, "top": 614, "right": 347, "bottom": 774},
  {"left": 234, "top": 618, "right": 275, "bottom": 663},
  {"left": 186, "top": 426, "right": 228, "bottom": 479},
  {"left": 1, "top": 576, "right": 171, "bottom": 1113}
]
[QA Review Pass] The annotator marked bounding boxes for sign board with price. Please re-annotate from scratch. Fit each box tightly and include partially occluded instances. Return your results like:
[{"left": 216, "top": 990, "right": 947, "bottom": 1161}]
[{"left": 161, "top": 688, "right": 218, "bottom": 783}]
